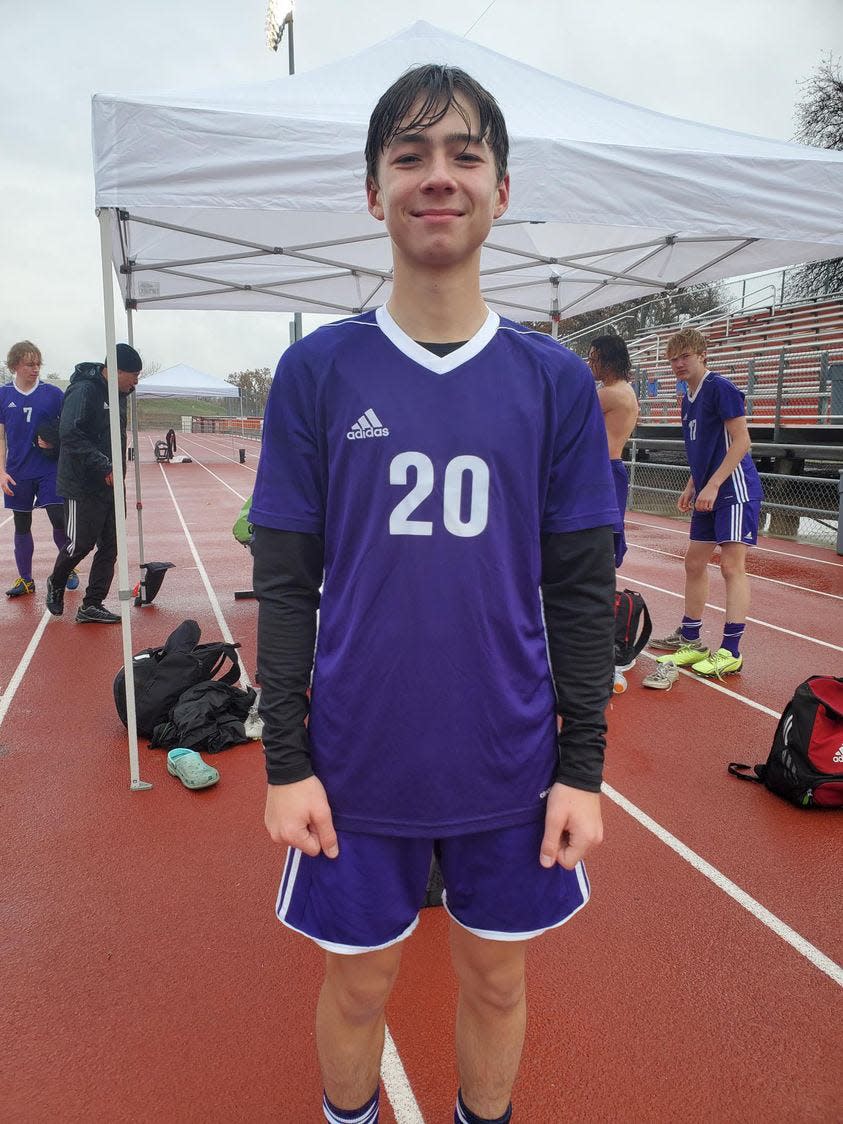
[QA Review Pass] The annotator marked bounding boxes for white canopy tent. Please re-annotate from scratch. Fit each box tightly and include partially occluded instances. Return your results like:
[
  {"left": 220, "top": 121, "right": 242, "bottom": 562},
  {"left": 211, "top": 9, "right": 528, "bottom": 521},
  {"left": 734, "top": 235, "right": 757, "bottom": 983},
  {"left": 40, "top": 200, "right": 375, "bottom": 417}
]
[
  {"left": 93, "top": 20, "right": 843, "bottom": 326},
  {"left": 134, "top": 363, "right": 240, "bottom": 398},
  {"left": 91, "top": 21, "right": 843, "bottom": 787}
]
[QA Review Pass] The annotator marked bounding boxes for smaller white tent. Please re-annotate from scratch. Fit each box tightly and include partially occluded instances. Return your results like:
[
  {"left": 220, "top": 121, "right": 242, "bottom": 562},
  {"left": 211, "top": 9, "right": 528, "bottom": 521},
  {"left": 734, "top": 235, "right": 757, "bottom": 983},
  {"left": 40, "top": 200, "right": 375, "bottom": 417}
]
[{"left": 135, "top": 363, "right": 239, "bottom": 398}]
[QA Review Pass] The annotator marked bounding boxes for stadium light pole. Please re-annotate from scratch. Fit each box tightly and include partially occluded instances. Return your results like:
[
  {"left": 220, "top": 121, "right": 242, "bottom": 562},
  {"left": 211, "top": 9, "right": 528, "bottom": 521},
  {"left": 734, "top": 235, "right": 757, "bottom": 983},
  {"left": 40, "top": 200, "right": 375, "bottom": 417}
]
[{"left": 266, "top": 0, "right": 302, "bottom": 343}]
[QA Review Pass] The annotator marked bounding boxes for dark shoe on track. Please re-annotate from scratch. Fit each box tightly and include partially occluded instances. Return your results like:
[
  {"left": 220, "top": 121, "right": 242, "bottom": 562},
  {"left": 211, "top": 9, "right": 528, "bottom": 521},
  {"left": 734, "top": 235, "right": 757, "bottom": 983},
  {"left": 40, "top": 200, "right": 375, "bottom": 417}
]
[
  {"left": 45, "top": 576, "right": 65, "bottom": 615},
  {"left": 75, "top": 603, "right": 120, "bottom": 624},
  {"left": 6, "top": 576, "right": 35, "bottom": 598},
  {"left": 650, "top": 627, "right": 684, "bottom": 650}
]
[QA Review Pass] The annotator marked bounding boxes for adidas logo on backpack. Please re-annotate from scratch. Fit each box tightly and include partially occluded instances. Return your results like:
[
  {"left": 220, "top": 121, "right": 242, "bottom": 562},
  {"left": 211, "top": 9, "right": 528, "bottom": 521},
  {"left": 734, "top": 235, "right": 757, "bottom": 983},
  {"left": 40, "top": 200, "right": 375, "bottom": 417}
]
[{"left": 729, "top": 677, "right": 843, "bottom": 808}]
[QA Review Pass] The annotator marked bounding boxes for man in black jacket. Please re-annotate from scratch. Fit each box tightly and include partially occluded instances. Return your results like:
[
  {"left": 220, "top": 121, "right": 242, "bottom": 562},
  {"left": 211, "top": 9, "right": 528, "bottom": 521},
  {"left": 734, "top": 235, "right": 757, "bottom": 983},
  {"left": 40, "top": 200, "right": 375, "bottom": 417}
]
[{"left": 46, "top": 343, "right": 142, "bottom": 623}]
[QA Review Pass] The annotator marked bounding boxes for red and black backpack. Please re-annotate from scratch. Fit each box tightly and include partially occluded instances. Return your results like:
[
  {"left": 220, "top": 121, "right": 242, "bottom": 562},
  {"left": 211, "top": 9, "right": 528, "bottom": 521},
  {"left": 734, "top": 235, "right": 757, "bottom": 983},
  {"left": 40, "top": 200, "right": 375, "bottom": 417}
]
[
  {"left": 729, "top": 676, "right": 843, "bottom": 808},
  {"left": 613, "top": 589, "right": 652, "bottom": 671}
]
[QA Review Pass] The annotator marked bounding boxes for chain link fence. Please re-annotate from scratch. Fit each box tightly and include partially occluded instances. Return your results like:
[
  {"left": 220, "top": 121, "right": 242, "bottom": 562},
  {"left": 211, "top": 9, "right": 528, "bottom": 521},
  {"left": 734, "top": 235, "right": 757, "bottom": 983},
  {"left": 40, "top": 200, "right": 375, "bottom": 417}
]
[{"left": 625, "top": 451, "right": 840, "bottom": 549}]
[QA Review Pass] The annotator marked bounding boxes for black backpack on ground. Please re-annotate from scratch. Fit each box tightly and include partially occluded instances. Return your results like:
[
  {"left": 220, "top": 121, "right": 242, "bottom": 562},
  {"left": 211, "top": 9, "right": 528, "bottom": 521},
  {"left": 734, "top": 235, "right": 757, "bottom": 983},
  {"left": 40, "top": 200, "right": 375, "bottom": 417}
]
[
  {"left": 728, "top": 676, "right": 843, "bottom": 808},
  {"left": 114, "top": 619, "right": 241, "bottom": 737},
  {"left": 614, "top": 589, "right": 652, "bottom": 671}
]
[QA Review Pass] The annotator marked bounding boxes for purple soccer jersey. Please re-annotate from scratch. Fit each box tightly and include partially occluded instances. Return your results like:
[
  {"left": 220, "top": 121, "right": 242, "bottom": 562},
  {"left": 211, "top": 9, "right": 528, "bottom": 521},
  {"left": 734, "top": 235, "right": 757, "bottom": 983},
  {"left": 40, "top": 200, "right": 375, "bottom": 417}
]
[
  {"left": 0, "top": 380, "right": 63, "bottom": 480},
  {"left": 252, "top": 307, "right": 617, "bottom": 837},
  {"left": 681, "top": 372, "right": 762, "bottom": 507}
]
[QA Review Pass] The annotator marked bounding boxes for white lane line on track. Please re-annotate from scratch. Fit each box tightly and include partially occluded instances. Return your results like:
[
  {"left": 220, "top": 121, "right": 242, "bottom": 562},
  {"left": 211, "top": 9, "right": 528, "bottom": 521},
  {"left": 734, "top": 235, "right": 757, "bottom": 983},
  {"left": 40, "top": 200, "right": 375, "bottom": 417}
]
[
  {"left": 157, "top": 445, "right": 426, "bottom": 1124},
  {"left": 382, "top": 1027, "right": 426, "bottom": 1124},
  {"left": 0, "top": 611, "right": 50, "bottom": 727},
  {"left": 144, "top": 435, "right": 249, "bottom": 503},
  {"left": 628, "top": 542, "right": 843, "bottom": 600},
  {"left": 156, "top": 463, "right": 254, "bottom": 691},
  {"left": 626, "top": 518, "right": 843, "bottom": 568},
  {"left": 603, "top": 783, "right": 843, "bottom": 988},
  {"left": 175, "top": 433, "right": 259, "bottom": 471},
  {"left": 637, "top": 650, "right": 781, "bottom": 717},
  {"left": 623, "top": 575, "right": 843, "bottom": 654},
  {"left": 0, "top": 514, "right": 13, "bottom": 529}
]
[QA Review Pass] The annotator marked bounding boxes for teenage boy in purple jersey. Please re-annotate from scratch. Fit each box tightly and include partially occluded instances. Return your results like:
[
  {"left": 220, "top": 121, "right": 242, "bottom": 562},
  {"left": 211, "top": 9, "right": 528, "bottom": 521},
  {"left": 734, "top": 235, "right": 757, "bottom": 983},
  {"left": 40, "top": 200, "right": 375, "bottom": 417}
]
[
  {"left": 651, "top": 327, "right": 763, "bottom": 677},
  {"left": 0, "top": 340, "right": 78, "bottom": 599},
  {"left": 251, "top": 65, "right": 617, "bottom": 1124}
]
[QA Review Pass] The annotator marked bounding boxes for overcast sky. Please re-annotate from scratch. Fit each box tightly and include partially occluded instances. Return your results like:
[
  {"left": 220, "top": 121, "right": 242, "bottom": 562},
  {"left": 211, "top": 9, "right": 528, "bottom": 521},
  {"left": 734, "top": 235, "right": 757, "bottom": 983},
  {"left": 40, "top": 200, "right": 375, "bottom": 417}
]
[{"left": 2, "top": 0, "right": 841, "bottom": 380}]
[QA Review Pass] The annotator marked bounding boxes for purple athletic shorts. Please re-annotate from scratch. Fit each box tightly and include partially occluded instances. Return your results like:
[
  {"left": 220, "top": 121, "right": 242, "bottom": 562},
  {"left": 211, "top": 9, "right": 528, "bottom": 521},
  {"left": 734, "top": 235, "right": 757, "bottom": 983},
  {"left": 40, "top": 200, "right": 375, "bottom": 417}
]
[
  {"left": 276, "top": 819, "right": 591, "bottom": 954},
  {"left": 3, "top": 473, "right": 61, "bottom": 512},
  {"left": 690, "top": 499, "right": 760, "bottom": 546},
  {"left": 610, "top": 458, "right": 628, "bottom": 567}
]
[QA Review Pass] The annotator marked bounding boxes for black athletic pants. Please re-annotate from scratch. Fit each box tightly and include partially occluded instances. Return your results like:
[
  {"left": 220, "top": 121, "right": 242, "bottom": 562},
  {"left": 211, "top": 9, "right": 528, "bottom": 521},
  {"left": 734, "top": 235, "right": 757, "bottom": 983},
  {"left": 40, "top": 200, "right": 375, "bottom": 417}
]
[{"left": 51, "top": 493, "right": 118, "bottom": 608}]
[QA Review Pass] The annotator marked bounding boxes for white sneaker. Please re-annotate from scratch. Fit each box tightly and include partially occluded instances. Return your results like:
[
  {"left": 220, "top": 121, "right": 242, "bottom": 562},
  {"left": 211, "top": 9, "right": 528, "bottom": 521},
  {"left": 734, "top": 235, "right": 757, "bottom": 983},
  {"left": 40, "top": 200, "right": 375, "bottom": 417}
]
[
  {"left": 642, "top": 661, "right": 680, "bottom": 690},
  {"left": 244, "top": 690, "right": 264, "bottom": 740}
]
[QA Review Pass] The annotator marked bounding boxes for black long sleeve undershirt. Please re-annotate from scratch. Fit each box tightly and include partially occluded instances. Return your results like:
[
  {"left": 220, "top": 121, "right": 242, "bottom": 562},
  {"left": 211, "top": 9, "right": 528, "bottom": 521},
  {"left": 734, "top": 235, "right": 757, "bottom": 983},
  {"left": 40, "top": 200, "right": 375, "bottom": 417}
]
[
  {"left": 540, "top": 524, "right": 616, "bottom": 792},
  {"left": 254, "top": 523, "right": 615, "bottom": 792},
  {"left": 252, "top": 525, "right": 323, "bottom": 785}
]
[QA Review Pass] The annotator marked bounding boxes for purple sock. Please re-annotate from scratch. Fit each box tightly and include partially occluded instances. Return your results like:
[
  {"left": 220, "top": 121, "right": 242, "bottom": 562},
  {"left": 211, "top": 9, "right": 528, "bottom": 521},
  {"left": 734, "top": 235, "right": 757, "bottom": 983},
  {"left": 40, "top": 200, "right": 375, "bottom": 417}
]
[
  {"left": 53, "top": 525, "right": 71, "bottom": 552},
  {"left": 680, "top": 615, "right": 702, "bottom": 642},
  {"left": 722, "top": 622, "right": 745, "bottom": 657},
  {"left": 323, "top": 1087, "right": 379, "bottom": 1123},
  {"left": 13, "top": 532, "right": 34, "bottom": 581},
  {"left": 455, "top": 1089, "right": 512, "bottom": 1124}
]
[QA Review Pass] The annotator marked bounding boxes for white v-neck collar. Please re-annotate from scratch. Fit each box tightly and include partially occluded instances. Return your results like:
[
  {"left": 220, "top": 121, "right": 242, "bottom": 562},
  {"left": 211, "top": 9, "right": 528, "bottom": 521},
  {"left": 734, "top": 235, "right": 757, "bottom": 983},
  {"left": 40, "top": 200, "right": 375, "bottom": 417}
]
[
  {"left": 12, "top": 379, "right": 40, "bottom": 396},
  {"left": 686, "top": 371, "right": 710, "bottom": 403},
  {"left": 375, "top": 304, "right": 499, "bottom": 374}
]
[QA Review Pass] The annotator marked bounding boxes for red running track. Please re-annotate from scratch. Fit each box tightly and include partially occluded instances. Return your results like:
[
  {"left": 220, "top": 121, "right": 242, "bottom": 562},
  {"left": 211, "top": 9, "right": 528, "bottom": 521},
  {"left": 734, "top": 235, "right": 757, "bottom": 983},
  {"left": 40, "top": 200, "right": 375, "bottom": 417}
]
[{"left": 1, "top": 432, "right": 841, "bottom": 1123}]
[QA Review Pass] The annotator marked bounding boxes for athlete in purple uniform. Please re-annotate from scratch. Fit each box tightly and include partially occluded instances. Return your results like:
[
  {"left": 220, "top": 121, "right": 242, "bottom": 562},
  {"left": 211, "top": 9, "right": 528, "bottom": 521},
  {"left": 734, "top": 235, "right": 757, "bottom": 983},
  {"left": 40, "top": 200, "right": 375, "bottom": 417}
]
[
  {"left": 651, "top": 328, "right": 762, "bottom": 677},
  {"left": 0, "top": 340, "right": 77, "bottom": 599},
  {"left": 253, "top": 66, "right": 616, "bottom": 1124}
]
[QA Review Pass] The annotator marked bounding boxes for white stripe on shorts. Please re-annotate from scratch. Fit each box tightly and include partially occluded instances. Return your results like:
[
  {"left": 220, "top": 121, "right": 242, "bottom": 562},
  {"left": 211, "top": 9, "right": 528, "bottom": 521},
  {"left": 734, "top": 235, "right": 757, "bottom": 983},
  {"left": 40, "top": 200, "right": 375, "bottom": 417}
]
[
  {"left": 275, "top": 846, "right": 302, "bottom": 921},
  {"left": 275, "top": 847, "right": 419, "bottom": 955}
]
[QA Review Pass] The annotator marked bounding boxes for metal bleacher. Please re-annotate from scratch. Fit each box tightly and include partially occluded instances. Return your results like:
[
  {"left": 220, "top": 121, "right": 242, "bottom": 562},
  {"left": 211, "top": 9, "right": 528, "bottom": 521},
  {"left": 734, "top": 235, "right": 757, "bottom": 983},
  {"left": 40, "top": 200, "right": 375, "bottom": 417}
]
[{"left": 625, "top": 292, "right": 843, "bottom": 447}]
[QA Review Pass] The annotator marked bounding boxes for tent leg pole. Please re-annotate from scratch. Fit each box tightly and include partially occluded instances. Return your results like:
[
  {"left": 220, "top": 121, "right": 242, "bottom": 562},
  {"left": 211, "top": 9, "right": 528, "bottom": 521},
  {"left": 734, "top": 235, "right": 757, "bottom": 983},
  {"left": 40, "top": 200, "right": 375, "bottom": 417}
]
[
  {"left": 99, "top": 209, "right": 151, "bottom": 792},
  {"left": 127, "top": 309, "right": 145, "bottom": 569}
]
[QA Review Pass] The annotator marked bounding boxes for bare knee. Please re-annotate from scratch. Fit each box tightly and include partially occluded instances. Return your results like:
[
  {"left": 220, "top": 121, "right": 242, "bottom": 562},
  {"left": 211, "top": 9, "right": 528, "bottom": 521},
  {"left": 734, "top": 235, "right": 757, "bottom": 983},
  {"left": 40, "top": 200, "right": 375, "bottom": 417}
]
[
  {"left": 323, "top": 951, "right": 400, "bottom": 1025},
  {"left": 719, "top": 551, "right": 745, "bottom": 582},
  {"left": 684, "top": 549, "right": 711, "bottom": 580},
  {"left": 452, "top": 939, "right": 526, "bottom": 1015}
]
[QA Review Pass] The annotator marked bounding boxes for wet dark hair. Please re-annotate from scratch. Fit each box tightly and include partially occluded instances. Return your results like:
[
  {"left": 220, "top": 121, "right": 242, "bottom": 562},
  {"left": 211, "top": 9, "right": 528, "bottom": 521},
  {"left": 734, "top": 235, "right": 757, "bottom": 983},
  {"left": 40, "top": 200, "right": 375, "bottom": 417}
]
[
  {"left": 589, "top": 335, "right": 631, "bottom": 379},
  {"left": 365, "top": 64, "right": 509, "bottom": 185}
]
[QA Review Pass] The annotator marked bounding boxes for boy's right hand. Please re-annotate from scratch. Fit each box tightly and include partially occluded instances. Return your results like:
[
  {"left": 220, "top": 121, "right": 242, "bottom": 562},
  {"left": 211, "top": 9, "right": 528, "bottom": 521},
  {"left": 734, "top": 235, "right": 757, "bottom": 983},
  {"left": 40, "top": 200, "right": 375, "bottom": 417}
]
[
  {"left": 677, "top": 482, "right": 695, "bottom": 513},
  {"left": 264, "top": 776, "right": 339, "bottom": 859}
]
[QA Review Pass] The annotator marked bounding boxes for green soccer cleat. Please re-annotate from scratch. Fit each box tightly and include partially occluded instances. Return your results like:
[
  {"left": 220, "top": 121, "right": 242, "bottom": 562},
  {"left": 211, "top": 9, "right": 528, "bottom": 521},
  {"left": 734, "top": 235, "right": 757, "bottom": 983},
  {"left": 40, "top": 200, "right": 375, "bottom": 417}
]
[
  {"left": 656, "top": 640, "right": 708, "bottom": 667},
  {"left": 6, "top": 577, "right": 35, "bottom": 598},
  {"left": 692, "top": 648, "right": 743, "bottom": 678}
]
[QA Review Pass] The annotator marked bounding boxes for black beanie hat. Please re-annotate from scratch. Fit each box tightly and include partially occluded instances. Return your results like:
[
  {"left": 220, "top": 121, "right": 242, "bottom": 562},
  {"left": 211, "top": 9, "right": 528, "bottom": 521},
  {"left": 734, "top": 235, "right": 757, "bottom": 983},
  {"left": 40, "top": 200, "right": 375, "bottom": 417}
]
[{"left": 107, "top": 343, "right": 143, "bottom": 373}]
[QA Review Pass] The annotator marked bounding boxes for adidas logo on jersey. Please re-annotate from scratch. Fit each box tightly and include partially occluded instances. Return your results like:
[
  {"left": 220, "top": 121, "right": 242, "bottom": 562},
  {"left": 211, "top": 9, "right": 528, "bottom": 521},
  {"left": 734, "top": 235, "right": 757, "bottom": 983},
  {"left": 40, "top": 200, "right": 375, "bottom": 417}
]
[{"left": 347, "top": 408, "right": 389, "bottom": 440}]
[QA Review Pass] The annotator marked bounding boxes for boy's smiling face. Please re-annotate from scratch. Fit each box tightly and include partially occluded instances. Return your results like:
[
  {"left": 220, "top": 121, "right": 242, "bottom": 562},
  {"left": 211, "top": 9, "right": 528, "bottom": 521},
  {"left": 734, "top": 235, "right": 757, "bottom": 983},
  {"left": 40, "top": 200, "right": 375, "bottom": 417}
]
[{"left": 366, "top": 97, "right": 509, "bottom": 271}]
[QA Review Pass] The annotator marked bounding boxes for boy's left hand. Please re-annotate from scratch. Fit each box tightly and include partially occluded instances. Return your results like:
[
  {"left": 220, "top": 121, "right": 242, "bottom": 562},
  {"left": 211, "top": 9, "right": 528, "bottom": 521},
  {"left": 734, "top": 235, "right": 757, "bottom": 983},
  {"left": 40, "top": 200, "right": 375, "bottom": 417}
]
[
  {"left": 540, "top": 783, "right": 603, "bottom": 870},
  {"left": 694, "top": 481, "right": 720, "bottom": 511}
]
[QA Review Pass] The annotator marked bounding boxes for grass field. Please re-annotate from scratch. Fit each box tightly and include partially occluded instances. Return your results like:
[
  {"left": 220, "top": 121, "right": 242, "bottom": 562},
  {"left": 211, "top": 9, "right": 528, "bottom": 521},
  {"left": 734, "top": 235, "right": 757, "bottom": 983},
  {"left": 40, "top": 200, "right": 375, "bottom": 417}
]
[{"left": 134, "top": 396, "right": 233, "bottom": 429}]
